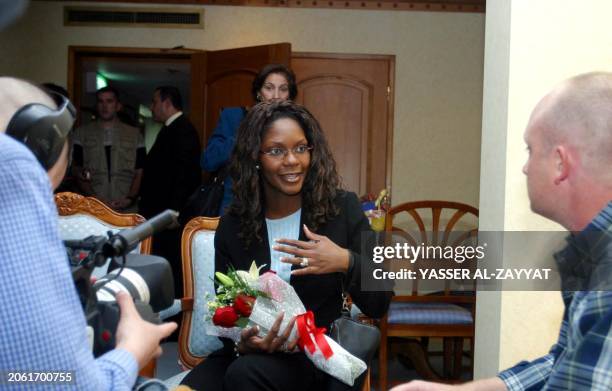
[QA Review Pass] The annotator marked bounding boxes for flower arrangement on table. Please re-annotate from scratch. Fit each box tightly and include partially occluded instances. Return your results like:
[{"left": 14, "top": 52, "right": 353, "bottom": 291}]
[
  {"left": 205, "top": 261, "right": 367, "bottom": 386},
  {"left": 360, "top": 188, "right": 391, "bottom": 232}
]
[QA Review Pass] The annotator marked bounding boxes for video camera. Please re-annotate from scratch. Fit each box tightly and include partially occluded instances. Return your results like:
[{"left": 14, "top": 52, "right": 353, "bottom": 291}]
[{"left": 64, "top": 210, "right": 178, "bottom": 356}]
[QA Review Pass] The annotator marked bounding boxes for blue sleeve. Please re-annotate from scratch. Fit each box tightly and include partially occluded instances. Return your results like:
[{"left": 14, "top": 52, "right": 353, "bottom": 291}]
[
  {"left": 542, "top": 291, "right": 612, "bottom": 390},
  {"left": 0, "top": 143, "right": 138, "bottom": 390},
  {"left": 201, "top": 107, "right": 244, "bottom": 171},
  {"left": 498, "top": 293, "right": 569, "bottom": 391},
  {"left": 498, "top": 289, "right": 612, "bottom": 391},
  {"left": 498, "top": 353, "right": 555, "bottom": 391}
]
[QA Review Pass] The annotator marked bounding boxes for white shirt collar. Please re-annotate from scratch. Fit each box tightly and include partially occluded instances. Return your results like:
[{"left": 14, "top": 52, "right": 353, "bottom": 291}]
[{"left": 165, "top": 111, "right": 183, "bottom": 126}]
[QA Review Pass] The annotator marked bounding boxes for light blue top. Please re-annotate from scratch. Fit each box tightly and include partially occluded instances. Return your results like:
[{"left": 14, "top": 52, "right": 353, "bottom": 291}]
[{"left": 266, "top": 209, "right": 302, "bottom": 282}]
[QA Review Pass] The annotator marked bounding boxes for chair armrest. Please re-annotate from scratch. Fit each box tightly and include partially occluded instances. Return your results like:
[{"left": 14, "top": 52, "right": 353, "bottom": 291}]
[
  {"left": 158, "top": 297, "right": 195, "bottom": 320},
  {"left": 180, "top": 297, "right": 194, "bottom": 311},
  {"left": 162, "top": 371, "right": 191, "bottom": 390},
  {"left": 158, "top": 299, "right": 183, "bottom": 320}
]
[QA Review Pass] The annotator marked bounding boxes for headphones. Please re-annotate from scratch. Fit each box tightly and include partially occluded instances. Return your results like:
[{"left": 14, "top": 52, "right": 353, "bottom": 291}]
[{"left": 6, "top": 93, "right": 76, "bottom": 170}]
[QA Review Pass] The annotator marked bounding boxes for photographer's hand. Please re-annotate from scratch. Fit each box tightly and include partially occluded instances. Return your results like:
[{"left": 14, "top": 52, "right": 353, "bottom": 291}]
[
  {"left": 114, "top": 291, "right": 177, "bottom": 369},
  {"left": 390, "top": 378, "right": 507, "bottom": 391}
]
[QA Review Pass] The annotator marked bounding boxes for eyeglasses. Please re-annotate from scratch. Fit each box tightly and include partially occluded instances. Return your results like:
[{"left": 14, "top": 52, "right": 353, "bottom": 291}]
[{"left": 259, "top": 144, "right": 313, "bottom": 159}]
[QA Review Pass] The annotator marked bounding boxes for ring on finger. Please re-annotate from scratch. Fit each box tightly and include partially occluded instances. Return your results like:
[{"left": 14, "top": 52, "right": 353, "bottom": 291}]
[{"left": 299, "top": 257, "right": 309, "bottom": 267}]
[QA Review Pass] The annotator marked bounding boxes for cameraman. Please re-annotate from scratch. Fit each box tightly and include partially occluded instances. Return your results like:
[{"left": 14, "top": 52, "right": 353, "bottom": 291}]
[{"left": 0, "top": 77, "right": 177, "bottom": 390}]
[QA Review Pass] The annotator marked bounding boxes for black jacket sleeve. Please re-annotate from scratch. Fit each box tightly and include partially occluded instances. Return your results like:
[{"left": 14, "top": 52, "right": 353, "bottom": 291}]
[
  {"left": 214, "top": 216, "right": 234, "bottom": 274},
  {"left": 342, "top": 192, "right": 393, "bottom": 318}
]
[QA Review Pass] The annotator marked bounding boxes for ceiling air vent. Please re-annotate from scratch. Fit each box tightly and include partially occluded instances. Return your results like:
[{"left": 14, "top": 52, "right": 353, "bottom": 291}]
[{"left": 64, "top": 6, "right": 204, "bottom": 29}]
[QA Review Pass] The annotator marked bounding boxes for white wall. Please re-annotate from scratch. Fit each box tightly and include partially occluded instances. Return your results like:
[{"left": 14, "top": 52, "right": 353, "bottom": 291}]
[
  {"left": 0, "top": 1, "right": 485, "bottom": 207},
  {"left": 476, "top": 0, "right": 612, "bottom": 377}
]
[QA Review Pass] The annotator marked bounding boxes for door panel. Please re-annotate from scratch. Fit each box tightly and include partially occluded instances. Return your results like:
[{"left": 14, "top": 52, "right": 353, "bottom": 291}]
[
  {"left": 292, "top": 54, "right": 394, "bottom": 196},
  {"left": 205, "top": 70, "right": 256, "bottom": 130},
  {"left": 299, "top": 76, "right": 370, "bottom": 194}
]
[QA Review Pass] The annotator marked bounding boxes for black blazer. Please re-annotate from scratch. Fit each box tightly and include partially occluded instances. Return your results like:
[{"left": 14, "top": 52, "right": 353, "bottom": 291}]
[
  {"left": 139, "top": 114, "right": 201, "bottom": 218},
  {"left": 215, "top": 190, "right": 393, "bottom": 329}
]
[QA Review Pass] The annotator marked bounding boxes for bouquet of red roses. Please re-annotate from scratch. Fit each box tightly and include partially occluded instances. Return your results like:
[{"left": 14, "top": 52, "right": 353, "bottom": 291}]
[
  {"left": 205, "top": 262, "right": 367, "bottom": 386},
  {"left": 207, "top": 262, "right": 267, "bottom": 332}
]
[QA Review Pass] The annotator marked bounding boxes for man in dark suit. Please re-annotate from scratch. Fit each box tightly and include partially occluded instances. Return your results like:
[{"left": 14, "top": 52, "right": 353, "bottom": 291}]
[{"left": 140, "top": 86, "right": 201, "bottom": 298}]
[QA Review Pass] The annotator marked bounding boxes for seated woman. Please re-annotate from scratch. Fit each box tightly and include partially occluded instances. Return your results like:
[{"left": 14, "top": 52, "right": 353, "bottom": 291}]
[
  {"left": 182, "top": 101, "right": 392, "bottom": 391},
  {"left": 201, "top": 64, "right": 298, "bottom": 215}
]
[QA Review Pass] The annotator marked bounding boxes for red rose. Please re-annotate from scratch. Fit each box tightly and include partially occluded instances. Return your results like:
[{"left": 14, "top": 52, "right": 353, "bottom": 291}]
[
  {"left": 212, "top": 306, "right": 239, "bottom": 328},
  {"left": 233, "top": 294, "right": 256, "bottom": 317}
]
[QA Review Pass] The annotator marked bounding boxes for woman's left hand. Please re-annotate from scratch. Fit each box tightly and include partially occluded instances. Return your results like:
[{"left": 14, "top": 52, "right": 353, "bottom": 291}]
[{"left": 276, "top": 224, "right": 350, "bottom": 276}]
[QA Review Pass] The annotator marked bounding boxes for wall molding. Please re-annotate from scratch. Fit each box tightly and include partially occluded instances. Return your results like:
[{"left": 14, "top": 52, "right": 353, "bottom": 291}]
[{"left": 49, "top": 0, "right": 485, "bottom": 13}]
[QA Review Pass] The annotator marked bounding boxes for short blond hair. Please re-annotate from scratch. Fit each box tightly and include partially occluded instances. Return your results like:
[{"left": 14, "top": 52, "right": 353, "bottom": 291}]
[
  {"left": 537, "top": 72, "right": 612, "bottom": 181},
  {"left": 0, "top": 77, "right": 55, "bottom": 133}
]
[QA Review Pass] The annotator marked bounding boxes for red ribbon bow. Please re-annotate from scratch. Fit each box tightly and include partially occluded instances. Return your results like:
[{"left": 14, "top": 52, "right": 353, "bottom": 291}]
[{"left": 296, "top": 311, "right": 333, "bottom": 360}]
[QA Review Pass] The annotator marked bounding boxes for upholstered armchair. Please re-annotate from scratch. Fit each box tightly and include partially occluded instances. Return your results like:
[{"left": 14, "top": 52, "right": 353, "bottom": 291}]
[
  {"left": 164, "top": 217, "right": 222, "bottom": 387},
  {"left": 55, "top": 192, "right": 151, "bottom": 278}
]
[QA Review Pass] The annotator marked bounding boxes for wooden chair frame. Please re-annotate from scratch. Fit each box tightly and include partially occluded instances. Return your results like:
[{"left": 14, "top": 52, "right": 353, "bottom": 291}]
[
  {"left": 178, "top": 216, "right": 220, "bottom": 369},
  {"left": 54, "top": 192, "right": 152, "bottom": 254},
  {"left": 379, "top": 200, "right": 478, "bottom": 391}
]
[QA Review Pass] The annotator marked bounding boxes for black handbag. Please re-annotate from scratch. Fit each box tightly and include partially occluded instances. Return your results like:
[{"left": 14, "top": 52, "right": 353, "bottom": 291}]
[
  {"left": 178, "top": 168, "right": 227, "bottom": 225},
  {"left": 326, "top": 290, "right": 380, "bottom": 391},
  {"left": 329, "top": 307, "right": 380, "bottom": 364}
]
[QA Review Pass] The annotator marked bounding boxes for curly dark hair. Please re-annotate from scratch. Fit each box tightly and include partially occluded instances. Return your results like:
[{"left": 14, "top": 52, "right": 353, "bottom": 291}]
[
  {"left": 251, "top": 64, "right": 298, "bottom": 102},
  {"left": 229, "top": 101, "right": 341, "bottom": 247}
]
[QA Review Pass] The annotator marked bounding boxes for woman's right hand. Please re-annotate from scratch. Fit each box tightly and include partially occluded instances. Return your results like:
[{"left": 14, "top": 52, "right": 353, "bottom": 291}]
[{"left": 237, "top": 312, "right": 298, "bottom": 354}]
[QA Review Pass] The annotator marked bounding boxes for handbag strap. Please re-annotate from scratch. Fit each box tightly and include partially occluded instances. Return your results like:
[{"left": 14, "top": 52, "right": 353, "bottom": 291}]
[
  {"left": 338, "top": 272, "right": 351, "bottom": 317},
  {"left": 213, "top": 164, "right": 230, "bottom": 184}
]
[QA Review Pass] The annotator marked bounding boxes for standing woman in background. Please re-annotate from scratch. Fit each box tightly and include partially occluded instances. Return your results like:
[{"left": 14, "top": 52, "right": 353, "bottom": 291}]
[
  {"left": 182, "top": 101, "right": 391, "bottom": 391},
  {"left": 201, "top": 64, "right": 298, "bottom": 215}
]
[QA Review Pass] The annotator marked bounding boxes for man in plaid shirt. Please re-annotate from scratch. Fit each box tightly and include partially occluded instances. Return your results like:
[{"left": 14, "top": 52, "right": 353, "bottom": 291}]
[{"left": 392, "top": 73, "right": 612, "bottom": 391}]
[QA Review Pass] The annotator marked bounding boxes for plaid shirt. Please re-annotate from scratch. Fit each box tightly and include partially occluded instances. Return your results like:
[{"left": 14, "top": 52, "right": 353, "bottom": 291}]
[
  {"left": 0, "top": 134, "right": 138, "bottom": 390},
  {"left": 499, "top": 202, "right": 612, "bottom": 391}
]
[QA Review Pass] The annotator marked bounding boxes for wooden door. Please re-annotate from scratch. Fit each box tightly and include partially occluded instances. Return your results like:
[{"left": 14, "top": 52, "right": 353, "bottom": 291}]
[
  {"left": 292, "top": 53, "right": 394, "bottom": 196},
  {"left": 68, "top": 46, "right": 203, "bottom": 128},
  {"left": 191, "top": 43, "right": 291, "bottom": 145}
]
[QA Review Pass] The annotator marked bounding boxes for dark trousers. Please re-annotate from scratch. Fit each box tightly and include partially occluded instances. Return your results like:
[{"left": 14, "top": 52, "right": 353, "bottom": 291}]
[
  {"left": 181, "top": 349, "right": 325, "bottom": 391},
  {"left": 151, "top": 227, "right": 182, "bottom": 300}
]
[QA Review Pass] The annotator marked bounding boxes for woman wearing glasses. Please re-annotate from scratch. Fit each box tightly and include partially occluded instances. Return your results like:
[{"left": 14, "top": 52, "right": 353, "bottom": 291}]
[
  {"left": 201, "top": 64, "right": 298, "bottom": 215},
  {"left": 182, "top": 101, "right": 391, "bottom": 391}
]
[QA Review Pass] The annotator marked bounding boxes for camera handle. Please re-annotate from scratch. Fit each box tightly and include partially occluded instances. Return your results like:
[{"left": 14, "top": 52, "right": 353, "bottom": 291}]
[{"left": 103, "top": 210, "right": 178, "bottom": 257}]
